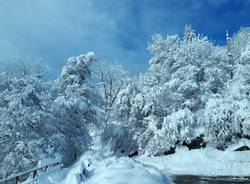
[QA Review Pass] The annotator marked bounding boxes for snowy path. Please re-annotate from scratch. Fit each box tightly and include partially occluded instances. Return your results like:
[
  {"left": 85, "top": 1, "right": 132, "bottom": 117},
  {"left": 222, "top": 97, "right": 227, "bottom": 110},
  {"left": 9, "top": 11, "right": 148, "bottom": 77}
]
[
  {"left": 29, "top": 151, "right": 173, "bottom": 184},
  {"left": 24, "top": 147, "right": 250, "bottom": 184}
]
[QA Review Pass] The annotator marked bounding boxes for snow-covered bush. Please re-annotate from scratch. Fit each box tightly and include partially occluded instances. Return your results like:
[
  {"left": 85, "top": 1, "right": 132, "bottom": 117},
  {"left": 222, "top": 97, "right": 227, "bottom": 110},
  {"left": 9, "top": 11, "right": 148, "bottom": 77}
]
[
  {"left": 203, "top": 98, "right": 240, "bottom": 149},
  {"left": 101, "top": 122, "right": 138, "bottom": 155},
  {"left": 138, "top": 109, "right": 196, "bottom": 155}
]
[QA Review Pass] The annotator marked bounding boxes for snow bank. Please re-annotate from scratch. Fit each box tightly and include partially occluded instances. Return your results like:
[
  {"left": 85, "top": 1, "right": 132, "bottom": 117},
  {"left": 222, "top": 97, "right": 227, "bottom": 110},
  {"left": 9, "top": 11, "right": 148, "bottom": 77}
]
[
  {"left": 31, "top": 150, "right": 173, "bottom": 184},
  {"left": 138, "top": 146, "right": 250, "bottom": 176},
  {"left": 226, "top": 138, "right": 250, "bottom": 151},
  {"left": 83, "top": 157, "right": 171, "bottom": 184}
]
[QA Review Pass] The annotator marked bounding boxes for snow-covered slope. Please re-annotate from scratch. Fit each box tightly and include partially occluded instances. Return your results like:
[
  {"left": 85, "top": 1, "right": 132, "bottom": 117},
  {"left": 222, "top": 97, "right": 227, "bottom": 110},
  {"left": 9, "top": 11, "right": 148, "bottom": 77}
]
[
  {"left": 138, "top": 146, "right": 250, "bottom": 176},
  {"left": 30, "top": 151, "right": 173, "bottom": 184}
]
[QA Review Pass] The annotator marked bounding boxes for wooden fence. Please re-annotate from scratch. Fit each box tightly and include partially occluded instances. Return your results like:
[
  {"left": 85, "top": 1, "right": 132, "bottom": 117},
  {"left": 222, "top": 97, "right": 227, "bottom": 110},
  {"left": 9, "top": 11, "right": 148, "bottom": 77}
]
[{"left": 0, "top": 161, "right": 62, "bottom": 184}]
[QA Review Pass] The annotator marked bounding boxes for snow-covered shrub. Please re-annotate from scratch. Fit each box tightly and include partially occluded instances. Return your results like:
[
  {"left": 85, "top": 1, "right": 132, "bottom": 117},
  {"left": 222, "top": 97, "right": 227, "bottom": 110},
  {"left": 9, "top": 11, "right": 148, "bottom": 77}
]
[
  {"left": 101, "top": 122, "right": 138, "bottom": 155},
  {"left": 203, "top": 98, "right": 241, "bottom": 149},
  {"left": 138, "top": 109, "right": 196, "bottom": 155}
]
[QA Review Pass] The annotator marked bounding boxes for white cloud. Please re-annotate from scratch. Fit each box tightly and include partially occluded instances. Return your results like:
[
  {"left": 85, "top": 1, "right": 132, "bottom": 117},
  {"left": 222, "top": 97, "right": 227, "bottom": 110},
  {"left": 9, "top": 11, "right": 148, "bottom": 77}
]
[
  {"left": 0, "top": 0, "right": 248, "bottom": 77},
  {"left": 0, "top": 0, "right": 126, "bottom": 76}
]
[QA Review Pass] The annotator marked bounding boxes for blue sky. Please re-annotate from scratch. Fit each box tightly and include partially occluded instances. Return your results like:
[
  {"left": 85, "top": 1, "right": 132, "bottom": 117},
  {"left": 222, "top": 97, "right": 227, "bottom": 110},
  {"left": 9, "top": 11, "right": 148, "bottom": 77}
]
[{"left": 0, "top": 0, "right": 250, "bottom": 78}]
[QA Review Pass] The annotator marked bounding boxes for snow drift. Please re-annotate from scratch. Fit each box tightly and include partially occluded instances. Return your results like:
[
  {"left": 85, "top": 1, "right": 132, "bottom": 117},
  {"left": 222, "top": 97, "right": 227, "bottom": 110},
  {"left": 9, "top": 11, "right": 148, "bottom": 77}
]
[{"left": 31, "top": 151, "right": 173, "bottom": 184}]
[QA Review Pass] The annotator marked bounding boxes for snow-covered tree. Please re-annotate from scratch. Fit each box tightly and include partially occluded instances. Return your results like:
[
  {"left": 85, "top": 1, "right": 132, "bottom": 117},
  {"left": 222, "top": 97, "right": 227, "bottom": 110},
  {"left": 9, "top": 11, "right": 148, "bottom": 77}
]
[
  {"left": 201, "top": 28, "right": 250, "bottom": 149},
  {"left": 112, "top": 25, "right": 239, "bottom": 154},
  {"left": 184, "top": 24, "right": 195, "bottom": 42},
  {"left": 0, "top": 52, "right": 103, "bottom": 178},
  {"left": 51, "top": 52, "right": 103, "bottom": 163},
  {"left": 93, "top": 62, "right": 129, "bottom": 124},
  {"left": 0, "top": 68, "right": 49, "bottom": 178}
]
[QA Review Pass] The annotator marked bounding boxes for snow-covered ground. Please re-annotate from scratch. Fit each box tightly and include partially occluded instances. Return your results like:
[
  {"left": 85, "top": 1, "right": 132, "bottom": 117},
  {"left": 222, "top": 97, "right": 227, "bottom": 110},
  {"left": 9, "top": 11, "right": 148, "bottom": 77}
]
[
  {"left": 27, "top": 151, "right": 173, "bottom": 184},
  {"left": 23, "top": 140, "right": 250, "bottom": 184},
  {"left": 138, "top": 146, "right": 250, "bottom": 176}
]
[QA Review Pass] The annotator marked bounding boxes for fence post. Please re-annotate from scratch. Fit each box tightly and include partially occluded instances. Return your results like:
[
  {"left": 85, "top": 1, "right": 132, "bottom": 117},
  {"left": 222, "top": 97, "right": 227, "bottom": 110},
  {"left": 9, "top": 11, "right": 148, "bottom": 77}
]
[
  {"left": 16, "top": 176, "right": 20, "bottom": 184},
  {"left": 32, "top": 170, "right": 37, "bottom": 179},
  {"left": 60, "top": 162, "right": 64, "bottom": 169}
]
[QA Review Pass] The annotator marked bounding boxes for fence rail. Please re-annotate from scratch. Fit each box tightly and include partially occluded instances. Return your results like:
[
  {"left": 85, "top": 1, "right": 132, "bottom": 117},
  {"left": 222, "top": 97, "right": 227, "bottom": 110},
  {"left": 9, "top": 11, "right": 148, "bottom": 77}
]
[{"left": 0, "top": 160, "right": 62, "bottom": 184}]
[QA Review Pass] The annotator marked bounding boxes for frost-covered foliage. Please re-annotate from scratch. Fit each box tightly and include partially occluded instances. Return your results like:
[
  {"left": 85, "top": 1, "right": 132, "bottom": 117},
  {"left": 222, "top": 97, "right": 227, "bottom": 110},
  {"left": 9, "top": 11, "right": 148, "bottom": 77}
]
[
  {"left": 203, "top": 30, "right": 250, "bottom": 149},
  {"left": 0, "top": 52, "right": 103, "bottom": 179},
  {"left": 0, "top": 70, "right": 50, "bottom": 178},
  {"left": 203, "top": 98, "right": 240, "bottom": 149},
  {"left": 93, "top": 62, "right": 129, "bottom": 123},
  {"left": 92, "top": 63, "right": 131, "bottom": 154},
  {"left": 49, "top": 52, "right": 103, "bottom": 163},
  {"left": 112, "top": 26, "right": 250, "bottom": 154}
]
